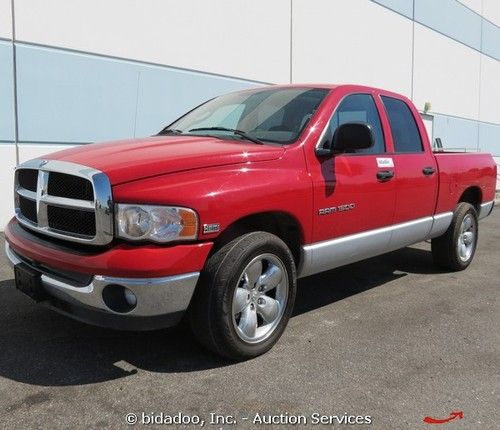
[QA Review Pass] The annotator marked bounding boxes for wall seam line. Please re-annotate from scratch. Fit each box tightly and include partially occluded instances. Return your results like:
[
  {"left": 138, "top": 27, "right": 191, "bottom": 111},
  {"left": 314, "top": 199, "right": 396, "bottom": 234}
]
[
  {"left": 10, "top": 0, "right": 19, "bottom": 165},
  {"left": 455, "top": 0, "right": 500, "bottom": 30},
  {"left": 17, "top": 140, "right": 92, "bottom": 145},
  {"left": 14, "top": 40, "right": 273, "bottom": 86},
  {"left": 429, "top": 111, "right": 500, "bottom": 127},
  {"left": 289, "top": 0, "right": 293, "bottom": 84},
  {"left": 477, "top": 0, "right": 484, "bottom": 151},
  {"left": 370, "top": 0, "right": 500, "bottom": 63},
  {"left": 410, "top": 0, "right": 415, "bottom": 101}
]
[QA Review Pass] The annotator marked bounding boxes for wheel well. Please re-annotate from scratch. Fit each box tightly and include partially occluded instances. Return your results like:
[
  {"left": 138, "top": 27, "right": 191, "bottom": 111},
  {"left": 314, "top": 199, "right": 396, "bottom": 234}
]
[
  {"left": 211, "top": 212, "right": 303, "bottom": 266},
  {"left": 458, "top": 186, "right": 482, "bottom": 212}
]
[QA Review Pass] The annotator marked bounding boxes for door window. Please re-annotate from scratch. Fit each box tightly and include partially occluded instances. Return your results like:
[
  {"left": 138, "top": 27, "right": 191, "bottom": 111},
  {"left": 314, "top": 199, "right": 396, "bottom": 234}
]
[{"left": 323, "top": 94, "right": 386, "bottom": 154}]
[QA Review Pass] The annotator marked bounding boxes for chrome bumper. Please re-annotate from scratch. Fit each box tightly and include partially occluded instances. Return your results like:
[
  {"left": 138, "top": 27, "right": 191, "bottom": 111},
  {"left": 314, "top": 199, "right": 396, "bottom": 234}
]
[{"left": 5, "top": 242, "right": 199, "bottom": 318}]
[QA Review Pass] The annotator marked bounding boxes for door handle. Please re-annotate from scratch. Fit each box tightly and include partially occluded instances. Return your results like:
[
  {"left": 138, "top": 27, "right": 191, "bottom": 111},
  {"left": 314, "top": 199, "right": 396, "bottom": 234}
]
[
  {"left": 377, "top": 170, "right": 394, "bottom": 181},
  {"left": 422, "top": 166, "right": 436, "bottom": 176}
]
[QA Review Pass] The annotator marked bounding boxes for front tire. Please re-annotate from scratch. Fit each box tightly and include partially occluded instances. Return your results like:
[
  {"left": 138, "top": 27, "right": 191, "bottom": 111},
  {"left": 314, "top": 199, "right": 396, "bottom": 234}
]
[
  {"left": 431, "top": 202, "right": 478, "bottom": 271},
  {"left": 189, "top": 232, "right": 297, "bottom": 360}
]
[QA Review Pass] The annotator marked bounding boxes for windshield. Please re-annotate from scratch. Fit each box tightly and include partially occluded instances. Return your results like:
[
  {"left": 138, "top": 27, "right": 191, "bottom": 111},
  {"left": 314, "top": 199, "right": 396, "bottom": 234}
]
[{"left": 159, "top": 87, "right": 329, "bottom": 144}]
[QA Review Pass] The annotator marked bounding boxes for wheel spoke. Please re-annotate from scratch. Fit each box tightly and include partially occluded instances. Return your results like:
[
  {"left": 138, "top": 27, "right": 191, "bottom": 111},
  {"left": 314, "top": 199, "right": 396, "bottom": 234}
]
[
  {"left": 459, "top": 242, "right": 467, "bottom": 259},
  {"left": 245, "top": 260, "right": 263, "bottom": 287},
  {"left": 232, "top": 253, "right": 289, "bottom": 343},
  {"left": 258, "top": 264, "right": 282, "bottom": 292},
  {"left": 463, "top": 216, "right": 472, "bottom": 231},
  {"left": 233, "top": 288, "right": 249, "bottom": 314},
  {"left": 239, "top": 305, "right": 258, "bottom": 338},
  {"left": 257, "top": 296, "right": 279, "bottom": 324},
  {"left": 239, "top": 274, "right": 250, "bottom": 290}
]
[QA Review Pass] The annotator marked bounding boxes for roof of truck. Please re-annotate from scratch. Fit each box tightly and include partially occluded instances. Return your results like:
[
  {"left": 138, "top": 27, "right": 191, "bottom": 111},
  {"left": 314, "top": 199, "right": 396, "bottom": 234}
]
[{"left": 235, "top": 83, "right": 409, "bottom": 102}]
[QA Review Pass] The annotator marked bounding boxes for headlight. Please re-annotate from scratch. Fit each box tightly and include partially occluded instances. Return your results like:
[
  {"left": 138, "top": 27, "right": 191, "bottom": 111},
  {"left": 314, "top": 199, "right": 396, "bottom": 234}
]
[{"left": 115, "top": 204, "right": 198, "bottom": 243}]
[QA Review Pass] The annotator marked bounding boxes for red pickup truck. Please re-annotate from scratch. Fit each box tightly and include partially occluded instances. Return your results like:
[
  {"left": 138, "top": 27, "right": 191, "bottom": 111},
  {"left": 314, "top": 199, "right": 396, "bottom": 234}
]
[{"left": 5, "top": 84, "right": 497, "bottom": 359}]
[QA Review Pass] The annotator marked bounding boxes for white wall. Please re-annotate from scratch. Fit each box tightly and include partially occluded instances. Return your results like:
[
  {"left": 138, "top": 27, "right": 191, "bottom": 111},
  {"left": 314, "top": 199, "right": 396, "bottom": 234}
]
[
  {"left": 0, "top": 0, "right": 11, "bottom": 39},
  {"left": 17, "top": 144, "right": 76, "bottom": 163},
  {"left": 412, "top": 23, "right": 480, "bottom": 120},
  {"left": 14, "top": 0, "right": 290, "bottom": 83},
  {"left": 0, "top": 145, "right": 17, "bottom": 229},
  {"left": 483, "top": 0, "right": 500, "bottom": 25},
  {"left": 479, "top": 55, "right": 500, "bottom": 125},
  {"left": 1, "top": 0, "right": 14, "bottom": 230},
  {"left": 291, "top": 0, "right": 413, "bottom": 97}
]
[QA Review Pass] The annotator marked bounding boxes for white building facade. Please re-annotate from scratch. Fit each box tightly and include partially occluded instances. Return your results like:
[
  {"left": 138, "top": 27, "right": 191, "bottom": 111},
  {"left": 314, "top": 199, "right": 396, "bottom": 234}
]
[{"left": 1, "top": 0, "right": 499, "bottom": 228}]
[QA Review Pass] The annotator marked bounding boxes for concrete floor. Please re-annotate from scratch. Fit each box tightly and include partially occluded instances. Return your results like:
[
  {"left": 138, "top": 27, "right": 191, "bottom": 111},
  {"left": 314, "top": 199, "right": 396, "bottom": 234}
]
[{"left": 0, "top": 210, "right": 499, "bottom": 429}]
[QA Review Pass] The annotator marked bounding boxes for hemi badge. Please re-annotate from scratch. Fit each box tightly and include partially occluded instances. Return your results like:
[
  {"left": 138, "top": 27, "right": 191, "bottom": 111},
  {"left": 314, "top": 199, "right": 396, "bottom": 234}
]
[{"left": 203, "top": 223, "right": 220, "bottom": 234}]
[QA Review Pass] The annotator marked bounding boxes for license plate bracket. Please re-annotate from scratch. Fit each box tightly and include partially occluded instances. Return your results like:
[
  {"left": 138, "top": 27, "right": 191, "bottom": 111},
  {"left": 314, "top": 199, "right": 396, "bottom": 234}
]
[{"left": 14, "top": 263, "right": 47, "bottom": 302}]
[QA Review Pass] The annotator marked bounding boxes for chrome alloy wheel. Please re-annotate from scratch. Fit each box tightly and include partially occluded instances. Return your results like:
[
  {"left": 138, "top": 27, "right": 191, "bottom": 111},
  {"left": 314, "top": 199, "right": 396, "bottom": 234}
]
[
  {"left": 457, "top": 213, "right": 476, "bottom": 262},
  {"left": 231, "top": 253, "right": 289, "bottom": 344}
]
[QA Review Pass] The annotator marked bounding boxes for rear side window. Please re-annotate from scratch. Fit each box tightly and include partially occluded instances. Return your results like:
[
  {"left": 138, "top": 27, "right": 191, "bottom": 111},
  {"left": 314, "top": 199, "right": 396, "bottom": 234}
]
[{"left": 381, "top": 96, "right": 423, "bottom": 153}]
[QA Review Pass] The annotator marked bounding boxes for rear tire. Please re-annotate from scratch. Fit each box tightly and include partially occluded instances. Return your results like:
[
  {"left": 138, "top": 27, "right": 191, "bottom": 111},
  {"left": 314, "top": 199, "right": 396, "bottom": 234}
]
[
  {"left": 189, "top": 232, "right": 297, "bottom": 360},
  {"left": 431, "top": 202, "right": 478, "bottom": 271}
]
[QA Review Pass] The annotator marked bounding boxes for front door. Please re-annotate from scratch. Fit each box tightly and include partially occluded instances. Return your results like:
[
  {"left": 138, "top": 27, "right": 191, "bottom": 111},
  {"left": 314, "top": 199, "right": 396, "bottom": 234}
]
[{"left": 303, "top": 92, "right": 397, "bottom": 276}]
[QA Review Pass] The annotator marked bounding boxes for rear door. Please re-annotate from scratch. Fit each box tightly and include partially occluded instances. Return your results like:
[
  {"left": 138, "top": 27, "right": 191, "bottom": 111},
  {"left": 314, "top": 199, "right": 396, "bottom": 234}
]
[{"left": 379, "top": 94, "right": 438, "bottom": 246}]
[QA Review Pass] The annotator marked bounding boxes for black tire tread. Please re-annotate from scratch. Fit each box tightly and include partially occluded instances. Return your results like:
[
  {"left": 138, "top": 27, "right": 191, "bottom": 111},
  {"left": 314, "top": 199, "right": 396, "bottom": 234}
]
[
  {"left": 431, "top": 202, "right": 478, "bottom": 271},
  {"left": 189, "top": 231, "right": 296, "bottom": 360}
]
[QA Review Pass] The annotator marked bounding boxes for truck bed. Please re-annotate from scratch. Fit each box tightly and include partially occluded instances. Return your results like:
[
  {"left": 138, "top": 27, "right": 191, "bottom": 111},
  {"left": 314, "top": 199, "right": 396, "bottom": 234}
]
[{"left": 433, "top": 152, "right": 497, "bottom": 214}]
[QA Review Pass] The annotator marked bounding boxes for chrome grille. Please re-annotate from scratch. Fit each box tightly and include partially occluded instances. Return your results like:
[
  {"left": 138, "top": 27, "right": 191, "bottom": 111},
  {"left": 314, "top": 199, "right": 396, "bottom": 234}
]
[
  {"left": 18, "top": 168, "right": 38, "bottom": 192},
  {"left": 47, "top": 172, "right": 94, "bottom": 201},
  {"left": 14, "top": 159, "right": 113, "bottom": 245},
  {"left": 18, "top": 195, "right": 37, "bottom": 223},
  {"left": 47, "top": 205, "right": 96, "bottom": 236}
]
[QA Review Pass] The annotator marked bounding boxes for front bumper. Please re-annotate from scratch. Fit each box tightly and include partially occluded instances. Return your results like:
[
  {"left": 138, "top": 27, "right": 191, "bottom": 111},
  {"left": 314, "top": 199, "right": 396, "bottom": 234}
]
[
  {"left": 5, "top": 241, "right": 200, "bottom": 330},
  {"left": 5, "top": 218, "right": 213, "bottom": 278}
]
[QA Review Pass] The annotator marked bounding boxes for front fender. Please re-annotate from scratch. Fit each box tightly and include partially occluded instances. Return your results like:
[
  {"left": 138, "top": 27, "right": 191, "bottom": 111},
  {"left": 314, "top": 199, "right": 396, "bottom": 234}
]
[{"left": 112, "top": 159, "right": 313, "bottom": 244}]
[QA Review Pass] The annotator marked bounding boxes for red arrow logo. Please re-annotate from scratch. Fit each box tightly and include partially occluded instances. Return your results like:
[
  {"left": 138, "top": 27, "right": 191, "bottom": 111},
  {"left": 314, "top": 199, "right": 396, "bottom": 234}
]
[{"left": 423, "top": 411, "right": 464, "bottom": 424}]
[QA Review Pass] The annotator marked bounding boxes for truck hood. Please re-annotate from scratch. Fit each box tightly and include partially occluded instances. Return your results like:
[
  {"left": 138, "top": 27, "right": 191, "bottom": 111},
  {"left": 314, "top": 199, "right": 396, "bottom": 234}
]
[{"left": 44, "top": 135, "right": 285, "bottom": 184}]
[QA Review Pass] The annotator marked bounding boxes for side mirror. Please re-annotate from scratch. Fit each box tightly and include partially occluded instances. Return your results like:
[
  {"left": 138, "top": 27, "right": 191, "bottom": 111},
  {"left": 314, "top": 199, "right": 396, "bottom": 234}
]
[{"left": 332, "top": 122, "right": 374, "bottom": 153}]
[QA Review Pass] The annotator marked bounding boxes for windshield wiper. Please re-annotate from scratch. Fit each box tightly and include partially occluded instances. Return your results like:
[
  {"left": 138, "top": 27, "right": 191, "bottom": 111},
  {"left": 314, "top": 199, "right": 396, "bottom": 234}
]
[
  {"left": 158, "top": 128, "right": 184, "bottom": 135},
  {"left": 188, "top": 127, "right": 264, "bottom": 145}
]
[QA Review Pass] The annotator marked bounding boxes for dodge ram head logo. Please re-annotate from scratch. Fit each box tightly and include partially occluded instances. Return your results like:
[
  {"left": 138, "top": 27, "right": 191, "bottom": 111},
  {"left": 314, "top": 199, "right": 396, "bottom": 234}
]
[{"left": 318, "top": 203, "right": 356, "bottom": 215}]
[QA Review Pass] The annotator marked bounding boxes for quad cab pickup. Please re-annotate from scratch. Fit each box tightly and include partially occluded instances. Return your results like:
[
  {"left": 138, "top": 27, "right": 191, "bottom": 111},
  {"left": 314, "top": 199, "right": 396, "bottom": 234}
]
[{"left": 5, "top": 84, "right": 497, "bottom": 359}]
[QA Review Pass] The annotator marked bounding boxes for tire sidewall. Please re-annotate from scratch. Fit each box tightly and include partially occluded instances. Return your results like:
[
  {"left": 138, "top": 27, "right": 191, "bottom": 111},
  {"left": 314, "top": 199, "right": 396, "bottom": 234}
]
[
  {"left": 451, "top": 203, "right": 478, "bottom": 269},
  {"left": 215, "top": 233, "right": 297, "bottom": 358}
]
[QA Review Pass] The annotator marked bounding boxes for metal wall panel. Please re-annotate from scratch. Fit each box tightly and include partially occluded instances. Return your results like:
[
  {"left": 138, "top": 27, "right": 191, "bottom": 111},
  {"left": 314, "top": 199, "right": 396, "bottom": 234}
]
[
  {"left": 433, "top": 114, "right": 479, "bottom": 151},
  {"left": 413, "top": 23, "right": 481, "bottom": 121},
  {"left": 482, "top": 20, "right": 500, "bottom": 62},
  {"left": 16, "top": 44, "right": 257, "bottom": 143},
  {"left": 415, "top": 0, "right": 482, "bottom": 50},
  {"left": 0, "top": 41, "right": 15, "bottom": 142},
  {"left": 293, "top": 0, "right": 413, "bottom": 97},
  {"left": 479, "top": 123, "right": 500, "bottom": 156},
  {"left": 14, "top": 0, "right": 289, "bottom": 83}
]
